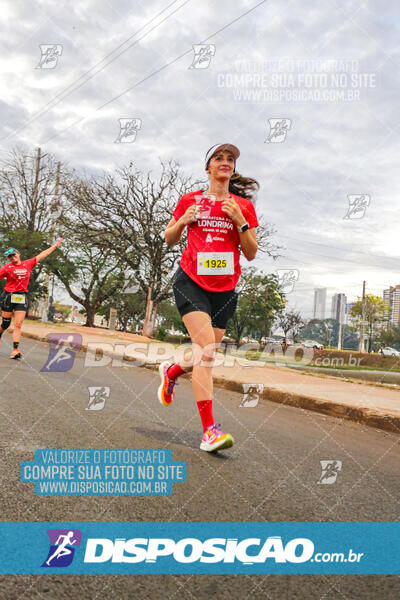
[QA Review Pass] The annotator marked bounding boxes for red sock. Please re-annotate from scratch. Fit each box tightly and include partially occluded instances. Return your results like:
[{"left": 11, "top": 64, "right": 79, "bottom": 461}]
[
  {"left": 197, "top": 400, "right": 214, "bottom": 432},
  {"left": 167, "top": 363, "right": 185, "bottom": 379}
]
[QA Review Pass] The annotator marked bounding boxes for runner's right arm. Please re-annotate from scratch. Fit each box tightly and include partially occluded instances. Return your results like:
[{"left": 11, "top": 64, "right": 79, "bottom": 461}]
[
  {"left": 165, "top": 206, "right": 198, "bottom": 247},
  {"left": 35, "top": 238, "right": 63, "bottom": 263}
]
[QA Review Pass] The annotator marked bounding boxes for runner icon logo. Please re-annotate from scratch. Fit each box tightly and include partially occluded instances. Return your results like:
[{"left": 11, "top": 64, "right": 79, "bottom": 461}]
[
  {"left": 265, "top": 119, "right": 292, "bottom": 143},
  {"left": 276, "top": 269, "right": 299, "bottom": 294},
  {"left": 115, "top": 118, "right": 142, "bottom": 143},
  {"left": 344, "top": 195, "right": 370, "bottom": 219},
  {"left": 86, "top": 386, "right": 110, "bottom": 410},
  {"left": 239, "top": 384, "right": 264, "bottom": 408},
  {"left": 41, "top": 333, "right": 82, "bottom": 373},
  {"left": 42, "top": 529, "right": 82, "bottom": 568},
  {"left": 36, "top": 44, "right": 63, "bottom": 69},
  {"left": 317, "top": 460, "right": 342, "bottom": 485},
  {"left": 189, "top": 44, "right": 216, "bottom": 69}
]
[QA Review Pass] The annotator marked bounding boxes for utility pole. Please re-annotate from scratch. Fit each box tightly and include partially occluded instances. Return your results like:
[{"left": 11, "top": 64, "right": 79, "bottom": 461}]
[
  {"left": 32, "top": 146, "right": 41, "bottom": 211},
  {"left": 359, "top": 280, "right": 366, "bottom": 353},
  {"left": 337, "top": 298, "right": 344, "bottom": 350},
  {"left": 32, "top": 147, "right": 44, "bottom": 319},
  {"left": 42, "top": 161, "right": 61, "bottom": 321}
]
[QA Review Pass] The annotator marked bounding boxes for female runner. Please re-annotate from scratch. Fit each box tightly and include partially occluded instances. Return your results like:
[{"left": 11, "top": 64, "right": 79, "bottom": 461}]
[
  {"left": 0, "top": 239, "right": 63, "bottom": 358},
  {"left": 159, "top": 143, "right": 259, "bottom": 452}
]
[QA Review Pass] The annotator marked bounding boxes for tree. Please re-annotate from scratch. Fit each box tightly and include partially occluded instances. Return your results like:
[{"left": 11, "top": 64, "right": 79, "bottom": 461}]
[
  {"left": 226, "top": 268, "right": 286, "bottom": 345},
  {"left": 53, "top": 303, "right": 72, "bottom": 322},
  {"left": 300, "top": 319, "right": 361, "bottom": 350},
  {"left": 342, "top": 325, "right": 359, "bottom": 350},
  {"left": 277, "top": 310, "right": 306, "bottom": 340},
  {"left": 299, "top": 319, "right": 326, "bottom": 344},
  {"left": 350, "top": 295, "right": 389, "bottom": 352},
  {"left": 62, "top": 161, "right": 200, "bottom": 336},
  {"left": 97, "top": 288, "right": 147, "bottom": 332},
  {"left": 157, "top": 299, "right": 185, "bottom": 333},
  {"left": 0, "top": 147, "right": 64, "bottom": 233},
  {"left": 46, "top": 232, "right": 127, "bottom": 328},
  {"left": 374, "top": 325, "right": 400, "bottom": 350},
  {"left": 0, "top": 147, "right": 67, "bottom": 304}
]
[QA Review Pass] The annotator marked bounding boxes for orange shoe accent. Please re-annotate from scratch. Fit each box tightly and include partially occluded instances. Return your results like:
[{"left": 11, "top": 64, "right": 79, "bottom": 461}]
[
  {"left": 158, "top": 361, "right": 177, "bottom": 406},
  {"left": 10, "top": 349, "right": 22, "bottom": 360}
]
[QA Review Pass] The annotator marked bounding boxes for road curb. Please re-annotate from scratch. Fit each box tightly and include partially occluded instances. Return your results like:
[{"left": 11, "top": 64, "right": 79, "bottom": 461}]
[
  {"left": 213, "top": 376, "right": 400, "bottom": 435},
  {"left": 21, "top": 330, "right": 400, "bottom": 435}
]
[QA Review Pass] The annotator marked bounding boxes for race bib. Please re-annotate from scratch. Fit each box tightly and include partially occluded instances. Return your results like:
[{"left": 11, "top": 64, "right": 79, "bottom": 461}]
[
  {"left": 11, "top": 293, "right": 26, "bottom": 304},
  {"left": 197, "top": 252, "right": 234, "bottom": 275}
]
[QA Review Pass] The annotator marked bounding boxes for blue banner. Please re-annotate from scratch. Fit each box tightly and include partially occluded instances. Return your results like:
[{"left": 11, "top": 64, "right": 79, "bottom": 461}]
[{"left": 0, "top": 522, "right": 398, "bottom": 574}]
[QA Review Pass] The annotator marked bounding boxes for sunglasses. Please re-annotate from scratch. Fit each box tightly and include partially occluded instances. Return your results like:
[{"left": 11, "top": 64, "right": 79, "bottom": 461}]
[{"left": 4, "top": 249, "right": 19, "bottom": 257}]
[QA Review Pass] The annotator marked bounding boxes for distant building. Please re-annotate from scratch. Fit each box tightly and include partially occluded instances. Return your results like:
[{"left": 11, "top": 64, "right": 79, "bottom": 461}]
[
  {"left": 331, "top": 293, "right": 347, "bottom": 324},
  {"left": 345, "top": 302, "right": 356, "bottom": 326},
  {"left": 383, "top": 285, "right": 400, "bottom": 326},
  {"left": 313, "top": 288, "right": 327, "bottom": 320}
]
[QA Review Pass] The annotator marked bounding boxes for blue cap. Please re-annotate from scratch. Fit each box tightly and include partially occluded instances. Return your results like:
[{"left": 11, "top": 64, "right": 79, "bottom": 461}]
[{"left": 4, "top": 248, "right": 19, "bottom": 257}]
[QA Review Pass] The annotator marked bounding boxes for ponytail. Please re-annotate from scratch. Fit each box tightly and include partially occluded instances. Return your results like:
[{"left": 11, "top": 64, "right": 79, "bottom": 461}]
[{"left": 229, "top": 172, "right": 259, "bottom": 203}]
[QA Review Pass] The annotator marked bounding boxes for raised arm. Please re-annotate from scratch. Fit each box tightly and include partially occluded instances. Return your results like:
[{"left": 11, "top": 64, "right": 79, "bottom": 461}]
[{"left": 35, "top": 238, "right": 63, "bottom": 263}]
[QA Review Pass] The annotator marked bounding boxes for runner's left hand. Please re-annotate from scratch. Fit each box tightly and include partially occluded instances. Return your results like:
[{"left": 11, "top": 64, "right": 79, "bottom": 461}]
[
  {"left": 221, "top": 198, "right": 245, "bottom": 226},
  {"left": 55, "top": 238, "right": 63, "bottom": 247}
]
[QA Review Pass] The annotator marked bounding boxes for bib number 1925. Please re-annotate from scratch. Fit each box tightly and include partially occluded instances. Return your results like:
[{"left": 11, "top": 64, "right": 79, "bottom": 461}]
[
  {"left": 204, "top": 259, "right": 227, "bottom": 269},
  {"left": 197, "top": 252, "right": 234, "bottom": 275}
]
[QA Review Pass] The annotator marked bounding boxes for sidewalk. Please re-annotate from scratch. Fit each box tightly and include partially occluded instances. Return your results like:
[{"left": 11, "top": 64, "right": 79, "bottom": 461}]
[{"left": 13, "top": 320, "right": 400, "bottom": 435}]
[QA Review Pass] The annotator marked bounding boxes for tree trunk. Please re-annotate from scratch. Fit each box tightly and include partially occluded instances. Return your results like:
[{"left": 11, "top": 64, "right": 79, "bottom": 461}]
[
  {"left": 142, "top": 285, "right": 153, "bottom": 336},
  {"left": 84, "top": 305, "right": 96, "bottom": 327},
  {"left": 235, "top": 325, "right": 245, "bottom": 346},
  {"left": 147, "top": 304, "right": 158, "bottom": 337}
]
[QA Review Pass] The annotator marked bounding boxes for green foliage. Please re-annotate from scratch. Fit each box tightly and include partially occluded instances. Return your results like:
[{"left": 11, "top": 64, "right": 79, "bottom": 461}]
[
  {"left": 350, "top": 295, "right": 390, "bottom": 351},
  {"left": 157, "top": 300, "right": 185, "bottom": 333},
  {"left": 299, "top": 318, "right": 360, "bottom": 350},
  {"left": 300, "top": 318, "right": 338, "bottom": 345},
  {"left": 277, "top": 310, "right": 306, "bottom": 339},
  {"left": 97, "top": 288, "right": 147, "bottom": 332},
  {"left": 226, "top": 267, "right": 286, "bottom": 344},
  {"left": 53, "top": 303, "right": 71, "bottom": 321},
  {"left": 155, "top": 325, "right": 167, "bottom": 341},
  {"left": 375, "top": 325, "right": 400, "bottom": 349},
  {"left": 48, "top": 232, "right": 126, "bottom": 327}
]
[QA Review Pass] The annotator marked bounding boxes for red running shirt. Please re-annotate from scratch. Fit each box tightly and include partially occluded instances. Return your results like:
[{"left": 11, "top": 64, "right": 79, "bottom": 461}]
[
  {"left": 172, "top": 190, "right": 258, "bottom": 292},
  {"left": 0, "top": 257, "right": 37, "bottom": 292}
]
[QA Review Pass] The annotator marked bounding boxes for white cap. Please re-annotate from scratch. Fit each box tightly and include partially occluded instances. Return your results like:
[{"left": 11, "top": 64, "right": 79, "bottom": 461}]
[{"left": 205, "top": 143, "right": 240, "bottom": 170}]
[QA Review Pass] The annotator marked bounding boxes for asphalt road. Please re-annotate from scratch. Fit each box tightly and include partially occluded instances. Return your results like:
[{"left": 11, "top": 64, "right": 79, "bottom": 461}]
[{"left": 0, "top": 336, "right": 399, "bottom": 599}]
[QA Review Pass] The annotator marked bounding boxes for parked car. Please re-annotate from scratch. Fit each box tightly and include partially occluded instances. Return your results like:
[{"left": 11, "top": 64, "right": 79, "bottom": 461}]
[
  {"left": 379, "top": 346, "right": 400, "bottom": 357},
  {"left": 262, "top": 337, "right": 278, "bottom": 344},
  {"left": 303, "top": 339, "right": 324, "bottom": 350},
  {"left": 242, "top": 337, "right": 258, "bottom": 344}
]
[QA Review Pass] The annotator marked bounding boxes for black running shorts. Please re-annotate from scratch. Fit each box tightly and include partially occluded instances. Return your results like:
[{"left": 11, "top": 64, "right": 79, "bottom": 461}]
[
  {"left": 172, "top": 267, "right": 239, "bottom": 330},
  {"left": 0, "top": 290, "right": 30, "bottom": 312}
]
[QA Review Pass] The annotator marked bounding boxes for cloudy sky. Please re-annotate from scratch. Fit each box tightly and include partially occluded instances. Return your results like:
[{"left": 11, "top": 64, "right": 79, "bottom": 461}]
[{"left": 1, "top": 0, "right": 399, "bottom": 320}]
